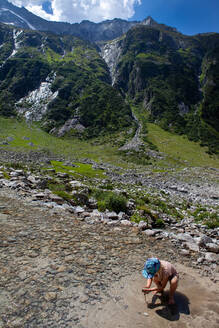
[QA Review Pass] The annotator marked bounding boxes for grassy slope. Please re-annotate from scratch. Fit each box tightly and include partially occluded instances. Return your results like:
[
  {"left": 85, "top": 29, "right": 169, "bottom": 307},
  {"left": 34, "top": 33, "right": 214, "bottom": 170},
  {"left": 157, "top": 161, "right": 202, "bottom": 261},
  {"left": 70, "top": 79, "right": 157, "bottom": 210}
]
[
  {"left": 0, "top": 118, "right": 123, "bottom": 165},
  {"left": 0, "top": 117, "right": 218, "bottom": 169},
  {"left": 147, "top": 123, "right": 219, "bottom": 168}
]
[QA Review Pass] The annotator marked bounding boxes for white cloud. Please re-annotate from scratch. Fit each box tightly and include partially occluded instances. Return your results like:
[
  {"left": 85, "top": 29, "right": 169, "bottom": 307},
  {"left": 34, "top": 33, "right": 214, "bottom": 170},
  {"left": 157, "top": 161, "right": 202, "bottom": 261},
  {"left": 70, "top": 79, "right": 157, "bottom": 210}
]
[{"left": 8, "top": 0, "right": 141, "bottom": 23}]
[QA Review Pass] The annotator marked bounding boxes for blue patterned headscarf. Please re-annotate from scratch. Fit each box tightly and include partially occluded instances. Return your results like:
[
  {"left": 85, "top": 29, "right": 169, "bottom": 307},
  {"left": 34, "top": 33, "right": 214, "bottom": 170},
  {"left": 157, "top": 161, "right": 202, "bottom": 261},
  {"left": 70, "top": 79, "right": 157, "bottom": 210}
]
[{"left": 142, "top": 258, "right": 160, "bottom": 279}]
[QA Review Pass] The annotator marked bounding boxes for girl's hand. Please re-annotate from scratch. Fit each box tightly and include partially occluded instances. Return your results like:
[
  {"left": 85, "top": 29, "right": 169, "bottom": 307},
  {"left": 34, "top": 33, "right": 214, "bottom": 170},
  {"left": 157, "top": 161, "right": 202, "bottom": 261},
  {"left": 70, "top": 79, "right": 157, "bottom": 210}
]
[
  {"left": 157, "top": 288, "right": 164, "bottom": 293},
  {"left": 142, "top": 288, "right": 151, "bottom": 294}
]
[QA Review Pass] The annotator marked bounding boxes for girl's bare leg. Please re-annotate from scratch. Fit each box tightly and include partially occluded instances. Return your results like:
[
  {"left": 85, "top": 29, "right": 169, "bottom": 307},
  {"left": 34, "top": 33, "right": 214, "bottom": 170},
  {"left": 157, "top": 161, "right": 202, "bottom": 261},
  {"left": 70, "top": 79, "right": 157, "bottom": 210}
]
[
  {"left": 169, "top": 276, "right": 178, "bottom": 304},
  {"left": 153, "top": 280, "right": 163, "bottom": 295}
]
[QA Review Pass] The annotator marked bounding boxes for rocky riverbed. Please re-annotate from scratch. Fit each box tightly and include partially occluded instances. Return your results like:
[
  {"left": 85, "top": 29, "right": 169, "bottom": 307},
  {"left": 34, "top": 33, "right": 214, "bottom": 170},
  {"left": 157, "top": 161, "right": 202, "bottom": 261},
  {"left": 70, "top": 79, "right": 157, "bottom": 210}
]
[{"left": 0, "top": 150, "right": 219, "bottom": 327}]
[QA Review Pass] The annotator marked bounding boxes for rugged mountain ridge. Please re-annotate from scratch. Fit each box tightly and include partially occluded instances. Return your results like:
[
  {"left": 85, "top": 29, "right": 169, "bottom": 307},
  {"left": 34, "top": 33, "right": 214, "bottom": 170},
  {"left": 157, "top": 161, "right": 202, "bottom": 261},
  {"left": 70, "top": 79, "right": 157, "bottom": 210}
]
[
  {"left": 0, "top": 0, "right": 138, "bottom": 42},
  {"left": 0, "top": 1, "right": 178, "bottom": 42}
]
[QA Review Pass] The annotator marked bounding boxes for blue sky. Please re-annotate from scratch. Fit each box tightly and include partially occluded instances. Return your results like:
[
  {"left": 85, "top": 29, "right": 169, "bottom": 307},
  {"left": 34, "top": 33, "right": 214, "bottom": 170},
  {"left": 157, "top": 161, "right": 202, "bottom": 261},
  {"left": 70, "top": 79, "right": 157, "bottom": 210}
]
[
  {"left": 131, "top": 0, "right": 219, "bottom": 35},
  {"left": 9, "top": 1, "right": 219, "bottom": 35}
]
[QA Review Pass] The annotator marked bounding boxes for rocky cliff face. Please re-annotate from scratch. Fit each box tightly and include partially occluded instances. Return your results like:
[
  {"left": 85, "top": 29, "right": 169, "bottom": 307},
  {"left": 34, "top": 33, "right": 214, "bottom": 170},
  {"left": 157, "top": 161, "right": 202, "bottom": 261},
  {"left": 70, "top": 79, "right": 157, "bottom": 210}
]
[
  {"left": 99, "top": 39, "right": 123, "bottom": 85},
  {"left": 108, "top": 25, "right": 219, "bottom": 153}
]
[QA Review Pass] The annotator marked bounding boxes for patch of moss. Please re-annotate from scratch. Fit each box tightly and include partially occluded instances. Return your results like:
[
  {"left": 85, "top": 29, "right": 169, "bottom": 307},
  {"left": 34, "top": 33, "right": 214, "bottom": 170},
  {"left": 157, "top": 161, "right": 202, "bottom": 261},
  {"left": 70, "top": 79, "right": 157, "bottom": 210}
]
[
  {"left": 48, "top": 182, "right": 66, "bottom": 192},
  {"left": 192, "top": 207, "right": 219, "bottom": 228},
  {"left": 204, "top": 213, "right": 219, "bottom": 229},
  {"left": 130, "top": 213, "right": 147, "bottom": 224},
  {"left": 154, "top": 218, "right": 165, "bottom": 228},
  {"left": 53, "top": 190, "right": 72, "bottom": 201},
  {"left": 50, "top": 160, "right": 105, "bottom": 179}
]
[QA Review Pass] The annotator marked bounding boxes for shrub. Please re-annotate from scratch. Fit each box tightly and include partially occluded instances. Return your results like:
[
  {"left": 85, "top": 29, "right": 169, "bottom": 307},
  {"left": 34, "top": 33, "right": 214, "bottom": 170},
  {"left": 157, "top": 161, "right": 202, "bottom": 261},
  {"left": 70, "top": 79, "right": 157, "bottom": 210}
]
[
  {"left": 204, "top": 213, "right": 219, "bottom": 229},
  {"left": 99, "top": 183, "right": 113, "bottom": 190},
  {"left": 93, "top": 189, "right": 127, "bottom": 213},
  {"left": 137, "top": 205, "right": 158, "bottom": 220},
  {"left": 98, "top": 193, "right": 127, "bottom": 213},
  {"left": 98, "top": 200, "right": 107, "bottom": 212},
  {"left": 154, "top": 218, "right": 165, "bottom": 228},
  {"left": 136, "top": 195, "right": 151, "bottom": 206},
  {"left": 130, "top": 213, "right": 146, "bottom": 224},
  {"left": 193, "top": 208, "right": 219, "bottom": 229}
]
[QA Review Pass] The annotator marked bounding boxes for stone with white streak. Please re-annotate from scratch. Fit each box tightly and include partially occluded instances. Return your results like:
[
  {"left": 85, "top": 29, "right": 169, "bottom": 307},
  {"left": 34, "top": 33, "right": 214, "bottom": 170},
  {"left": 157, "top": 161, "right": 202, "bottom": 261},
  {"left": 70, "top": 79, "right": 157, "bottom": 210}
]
[
  {"left": 205, "top": 243, "right": 219, "bottom": 254},
  {"left": 120, "top": 220, "right": 132, "bottom": 226},
  {"left": 205, "top": 252, "right": 219, "bottom": 263},
  {"left": 143, "top": 229, "right": 157, "bottom": 237}
]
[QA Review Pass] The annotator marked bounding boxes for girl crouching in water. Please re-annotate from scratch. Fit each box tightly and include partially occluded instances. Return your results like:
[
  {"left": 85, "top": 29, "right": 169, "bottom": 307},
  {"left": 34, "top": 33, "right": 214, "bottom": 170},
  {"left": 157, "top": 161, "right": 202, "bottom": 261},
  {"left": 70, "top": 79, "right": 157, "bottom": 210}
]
[{"left": 142, "top": 258, "right": 179, "bottom": 305}]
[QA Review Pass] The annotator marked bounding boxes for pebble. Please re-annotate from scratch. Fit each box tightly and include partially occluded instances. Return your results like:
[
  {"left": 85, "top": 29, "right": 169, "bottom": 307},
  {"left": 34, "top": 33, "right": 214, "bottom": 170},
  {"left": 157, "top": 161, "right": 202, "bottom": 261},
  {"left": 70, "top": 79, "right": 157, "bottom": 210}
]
[
  {"left": 205, "top": 243, "right": 219, "bottom": 254},
  {"left": 205, "top": 252, "right": 219, "bottom": 263},
  {"left": 44, "top": 292, "right": 57, "bottom": 301},
  {"left": 143, "top": 230, "right": 157, "bottom": 237}
]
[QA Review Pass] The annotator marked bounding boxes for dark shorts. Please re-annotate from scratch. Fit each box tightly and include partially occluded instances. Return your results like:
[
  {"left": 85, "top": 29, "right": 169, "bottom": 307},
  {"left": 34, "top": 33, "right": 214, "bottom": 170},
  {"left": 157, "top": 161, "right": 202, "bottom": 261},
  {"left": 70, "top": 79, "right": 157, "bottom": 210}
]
[{"left": 168, "top": 273, "right": 179, "bottom": 282}]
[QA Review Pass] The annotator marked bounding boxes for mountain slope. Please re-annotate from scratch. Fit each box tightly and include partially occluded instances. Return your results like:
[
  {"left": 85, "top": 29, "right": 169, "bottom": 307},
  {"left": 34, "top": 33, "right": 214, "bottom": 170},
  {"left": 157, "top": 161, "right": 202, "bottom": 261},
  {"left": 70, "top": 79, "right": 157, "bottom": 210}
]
[
  {"left": 105, "top": 25, "right": 219, "bottom": 153},
  {"left": 0, "top": 23, "right": 133, "bottom": 137}
]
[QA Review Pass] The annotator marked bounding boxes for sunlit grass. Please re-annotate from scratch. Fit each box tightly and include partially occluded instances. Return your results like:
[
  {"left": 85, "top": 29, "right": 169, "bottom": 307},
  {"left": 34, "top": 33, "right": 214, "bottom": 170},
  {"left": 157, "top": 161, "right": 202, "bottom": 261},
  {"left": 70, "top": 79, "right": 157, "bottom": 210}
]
[
  {"left": 0, "top": 117, "right": 126, "bottom": 166},
  {"left": 50, "top": 160, "right": 106, "bottom": 179},
  {"left": 147, "top": 123, "right": 219, "bottom": 168},
  {"left": 0, "top": 117, "right": 218, "bottom": 169}
]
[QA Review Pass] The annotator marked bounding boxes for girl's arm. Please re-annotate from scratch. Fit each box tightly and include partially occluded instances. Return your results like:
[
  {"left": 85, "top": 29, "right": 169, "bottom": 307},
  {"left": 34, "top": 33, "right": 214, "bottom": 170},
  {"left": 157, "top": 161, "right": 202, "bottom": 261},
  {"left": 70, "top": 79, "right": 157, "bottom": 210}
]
[
  {"left": 142, "top": 278, "right": 152, "bottom": 290},
  {"left": 142, "top": 277, "right": 169, "bottom": 293},
  {"left": 142, "top": 278, "right": 155, "bottom": 293}
]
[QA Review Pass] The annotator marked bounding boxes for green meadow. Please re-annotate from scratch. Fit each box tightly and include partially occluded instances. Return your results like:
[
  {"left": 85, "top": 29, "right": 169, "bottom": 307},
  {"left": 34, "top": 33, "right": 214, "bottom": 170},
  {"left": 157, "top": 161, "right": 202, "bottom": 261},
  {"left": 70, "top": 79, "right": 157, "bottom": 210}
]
[
  {"left": 0, "top": 118, "right": 120, "bottom": 163},
  {"left": 0, "top": 117, "right": 218, "bottom": 169},
  {"left": 147, "top": 123, "right": 219, "bottom": 168},
  {"left": 50, "top": 160, "right": 106, "bottom": 179}
]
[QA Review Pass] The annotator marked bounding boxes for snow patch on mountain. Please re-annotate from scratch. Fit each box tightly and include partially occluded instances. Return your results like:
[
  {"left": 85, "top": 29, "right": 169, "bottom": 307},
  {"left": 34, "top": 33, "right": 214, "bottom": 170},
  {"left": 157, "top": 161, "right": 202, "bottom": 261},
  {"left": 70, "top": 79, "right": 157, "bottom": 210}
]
[
  {"left": 1, "top": 7, "right": 36, "bottom": 30},
  {"left": 100, "top": 39, "right": 122, "bottom": 85},
  {"left": 11, "top": 28, "right": 23, "bottom": 56},
  {"left": 0, "top": 28, "right": 23, "bottom": 67}
]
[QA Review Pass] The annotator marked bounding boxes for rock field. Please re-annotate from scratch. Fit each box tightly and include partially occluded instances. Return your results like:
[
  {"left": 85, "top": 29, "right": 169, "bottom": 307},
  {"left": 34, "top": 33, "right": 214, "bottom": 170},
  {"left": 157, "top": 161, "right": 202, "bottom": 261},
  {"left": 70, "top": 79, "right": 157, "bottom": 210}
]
[{"left": 0, "top": 149, "right": 218, "bottom": 327}]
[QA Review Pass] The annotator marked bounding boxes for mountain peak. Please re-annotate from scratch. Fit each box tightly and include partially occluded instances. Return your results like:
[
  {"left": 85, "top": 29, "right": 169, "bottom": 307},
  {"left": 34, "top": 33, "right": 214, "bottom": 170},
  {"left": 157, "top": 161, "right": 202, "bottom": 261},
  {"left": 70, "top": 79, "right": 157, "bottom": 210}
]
[
  {"left": 141, "top": 16, "right": 178, "bottom": 33},
  {"left": 142, "top": 16, "right": 158, "bottom": 26}
]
